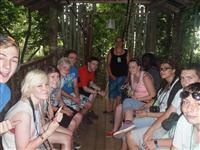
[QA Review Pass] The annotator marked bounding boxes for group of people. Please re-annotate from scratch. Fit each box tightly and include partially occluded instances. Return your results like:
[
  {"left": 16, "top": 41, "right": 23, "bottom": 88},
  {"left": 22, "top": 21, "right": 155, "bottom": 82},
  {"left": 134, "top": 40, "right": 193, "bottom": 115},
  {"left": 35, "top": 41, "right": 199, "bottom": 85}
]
[
  {"left": 0, "top": 34, "right": 200, "bottom": 150},
  {"left": 0, "top": 35, "right": 105, "bottom": 149},
  {"left": 105, "top": 37, "right": 200, "bottom": 150}
]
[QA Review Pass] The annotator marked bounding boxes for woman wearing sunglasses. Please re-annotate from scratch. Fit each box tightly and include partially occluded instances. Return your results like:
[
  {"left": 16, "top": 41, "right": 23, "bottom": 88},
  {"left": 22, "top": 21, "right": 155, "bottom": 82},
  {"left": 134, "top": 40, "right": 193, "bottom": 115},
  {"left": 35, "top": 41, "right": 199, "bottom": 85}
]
[{"left": 172, "top": 82, "right": 200, "bottom": 150}]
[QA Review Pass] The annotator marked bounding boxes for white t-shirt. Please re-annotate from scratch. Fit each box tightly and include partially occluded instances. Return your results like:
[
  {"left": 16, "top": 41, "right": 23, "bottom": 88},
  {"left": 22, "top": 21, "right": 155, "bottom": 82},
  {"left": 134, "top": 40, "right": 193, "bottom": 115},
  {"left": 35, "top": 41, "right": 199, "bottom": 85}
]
[
  {"left": 171, "top": 89, "right": 183, "bottom": 115},
  {"left": 173, "top": 115, "right": 200, "bottom": 150},
  {"left": 2, "top": 100, "right": 41, "bottom": 150}
]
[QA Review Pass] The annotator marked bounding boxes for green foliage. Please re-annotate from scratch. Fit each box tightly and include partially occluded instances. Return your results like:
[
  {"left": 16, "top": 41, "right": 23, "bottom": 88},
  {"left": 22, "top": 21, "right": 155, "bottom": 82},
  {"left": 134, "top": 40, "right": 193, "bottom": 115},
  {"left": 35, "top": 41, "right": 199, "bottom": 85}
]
[
  {"left": 92, "top": 4, "right": 127, "bottom": 58},
  {"left": 0, "top": 0, "right": 49, "bottom": 62}
]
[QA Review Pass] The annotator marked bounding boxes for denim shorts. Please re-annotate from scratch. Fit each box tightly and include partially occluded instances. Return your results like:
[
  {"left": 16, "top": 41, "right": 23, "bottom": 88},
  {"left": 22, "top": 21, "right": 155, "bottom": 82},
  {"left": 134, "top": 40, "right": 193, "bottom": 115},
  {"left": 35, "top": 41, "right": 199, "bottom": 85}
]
[
  {"left": 109, "top": 76, "right": 125, "bottom": 100},
  {"left": 122, "top": 98, "right": 145, "bottom": 112}
]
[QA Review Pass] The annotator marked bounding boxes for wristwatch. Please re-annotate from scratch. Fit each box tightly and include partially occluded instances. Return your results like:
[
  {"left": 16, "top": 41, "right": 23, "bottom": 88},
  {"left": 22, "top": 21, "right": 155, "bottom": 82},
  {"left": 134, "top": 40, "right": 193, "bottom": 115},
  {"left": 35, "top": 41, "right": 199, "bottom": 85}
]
[{"left": 154, "top": 140, "right": 159, "bottom": 149}]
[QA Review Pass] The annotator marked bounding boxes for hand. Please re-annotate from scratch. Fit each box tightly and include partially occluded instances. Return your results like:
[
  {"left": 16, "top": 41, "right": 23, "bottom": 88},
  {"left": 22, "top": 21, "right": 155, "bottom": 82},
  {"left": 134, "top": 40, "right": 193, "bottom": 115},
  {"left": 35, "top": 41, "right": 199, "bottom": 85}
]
[
  {"left": 45, "top": 120, "right": 60, "bottom": 137},
  {"left": 98, "top": 90, "right": 106, "bottom": 97},
  {"left": 110, "top": 75, "right": 116, "bottom": 80},
  {"left": 143, "top": 140, "right": 156, "bottom": 150},
  {"left": 143, "top": 129, "right": 153, "bottom": 143},
  {"left": 138, "top": 104, "right": 147, "bottom": 111},
  {"left": 0, "top": 120, "right": 20, "bottom": 134},
  {"left": 54, "top": 107, "right": 63, "bottom": 123},
  {"left": 73, "top": 97, "right": 80, "bottom": 105},
  {"left": 63, "top": 107, "right": 73, "bottom": 116},
  {"left": 135, "top": 110, "right": 147, "bottom": 118}
]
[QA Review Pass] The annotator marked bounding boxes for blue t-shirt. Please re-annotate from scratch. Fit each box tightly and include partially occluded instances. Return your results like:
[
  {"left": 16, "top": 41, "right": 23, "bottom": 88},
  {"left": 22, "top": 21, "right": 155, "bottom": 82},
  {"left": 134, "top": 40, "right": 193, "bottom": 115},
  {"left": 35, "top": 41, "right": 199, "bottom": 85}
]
[
  {"left": 0, "top": 83, "right": 11, "bottom": 112},
  {"left": 62, "top": 66, "right": 78, "bottom": 94}
]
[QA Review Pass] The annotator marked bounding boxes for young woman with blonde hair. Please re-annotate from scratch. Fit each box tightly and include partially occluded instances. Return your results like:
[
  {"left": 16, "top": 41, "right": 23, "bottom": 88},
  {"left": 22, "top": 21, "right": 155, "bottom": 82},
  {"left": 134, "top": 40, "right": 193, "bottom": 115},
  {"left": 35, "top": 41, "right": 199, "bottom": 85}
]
[{"left": 2, "top": 69, "right": 71, "bottom": 150}]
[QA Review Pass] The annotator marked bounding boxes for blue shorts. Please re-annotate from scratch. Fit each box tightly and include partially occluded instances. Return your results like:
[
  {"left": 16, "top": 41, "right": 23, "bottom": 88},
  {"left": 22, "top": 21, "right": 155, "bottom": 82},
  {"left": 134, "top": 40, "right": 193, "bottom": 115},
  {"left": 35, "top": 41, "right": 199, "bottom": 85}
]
[
  {"left": 122, "top": 98, "right": 145, "bottom": 112},
  {"left": 109, "top": 76, "right": 125, "bottom": 100}
]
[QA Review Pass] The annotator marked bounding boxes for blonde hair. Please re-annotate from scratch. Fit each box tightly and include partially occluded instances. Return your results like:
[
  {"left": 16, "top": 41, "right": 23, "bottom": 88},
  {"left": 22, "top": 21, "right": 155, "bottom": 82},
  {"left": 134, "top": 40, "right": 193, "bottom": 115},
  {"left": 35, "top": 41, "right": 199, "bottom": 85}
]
[
  {"left": 57, "top": 57, "right": 72, "bottom": 67},
  {"left": 21, "top": 69, "right": 49, "bottom": 100}
]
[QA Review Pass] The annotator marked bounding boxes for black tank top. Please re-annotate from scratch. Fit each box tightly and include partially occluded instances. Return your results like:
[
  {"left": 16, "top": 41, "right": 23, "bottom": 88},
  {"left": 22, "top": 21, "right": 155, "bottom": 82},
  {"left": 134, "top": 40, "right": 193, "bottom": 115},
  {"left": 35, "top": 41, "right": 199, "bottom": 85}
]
[{"left": 110, "top": 48, "right": 128, "bottom": 77}]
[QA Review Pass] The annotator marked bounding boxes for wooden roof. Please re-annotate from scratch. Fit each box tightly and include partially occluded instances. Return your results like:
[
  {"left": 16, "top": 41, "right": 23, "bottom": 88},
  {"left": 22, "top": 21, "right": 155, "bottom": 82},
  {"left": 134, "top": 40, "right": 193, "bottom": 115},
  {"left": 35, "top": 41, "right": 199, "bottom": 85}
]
[{"left": 11, "top": 0, "right": 194, "bottom": 13}]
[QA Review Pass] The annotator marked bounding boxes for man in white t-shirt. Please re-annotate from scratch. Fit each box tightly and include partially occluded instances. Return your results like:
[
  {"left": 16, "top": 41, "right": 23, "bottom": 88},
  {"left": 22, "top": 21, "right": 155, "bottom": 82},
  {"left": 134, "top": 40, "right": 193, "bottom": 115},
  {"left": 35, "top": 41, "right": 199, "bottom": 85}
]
[
  {"left": 126, "top": 64, "right": 200, "bottom": 150},
  {"left": 172, "top": 82, "right": 200, "bottom": 150}
]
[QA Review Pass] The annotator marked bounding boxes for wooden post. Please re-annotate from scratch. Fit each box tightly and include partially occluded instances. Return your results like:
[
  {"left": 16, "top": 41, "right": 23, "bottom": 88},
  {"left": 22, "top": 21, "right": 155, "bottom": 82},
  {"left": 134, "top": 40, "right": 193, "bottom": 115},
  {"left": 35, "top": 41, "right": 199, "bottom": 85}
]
[
  {"left": 171, "top": 12, "right": 182, "bottom": 61},
  {"left": 145, "top": 8, "right": 158, "bottom": 53},
  {"left": 48, "top": 5, "right": 58, "bottom": 62}
]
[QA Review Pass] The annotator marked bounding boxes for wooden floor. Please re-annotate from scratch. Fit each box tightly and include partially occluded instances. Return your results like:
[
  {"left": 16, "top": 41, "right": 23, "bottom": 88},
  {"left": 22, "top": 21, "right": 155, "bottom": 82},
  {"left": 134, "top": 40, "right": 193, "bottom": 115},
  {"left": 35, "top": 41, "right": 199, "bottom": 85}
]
[{"left": 77, "top": 96, "right": 121, "bottom": 150}]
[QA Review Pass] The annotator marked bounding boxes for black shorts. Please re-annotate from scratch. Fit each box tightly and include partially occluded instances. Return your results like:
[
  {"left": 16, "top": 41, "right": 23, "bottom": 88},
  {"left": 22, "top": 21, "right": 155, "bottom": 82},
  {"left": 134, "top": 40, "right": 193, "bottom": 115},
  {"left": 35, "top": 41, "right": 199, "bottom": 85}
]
[
  {"left": 55, "top": 106, "right": 78, "bottom": 128},
  {"left": 79, "top": 87, "right": 91, "bottom": 97}
]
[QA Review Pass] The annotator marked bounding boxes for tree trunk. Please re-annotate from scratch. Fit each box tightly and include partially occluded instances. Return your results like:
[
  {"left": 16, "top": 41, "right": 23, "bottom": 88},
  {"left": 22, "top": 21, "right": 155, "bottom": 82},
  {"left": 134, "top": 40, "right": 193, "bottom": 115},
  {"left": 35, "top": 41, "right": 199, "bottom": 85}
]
[
  {"left": 48, "top": 6, "right": 58, "bottom": 55},
  {"left": 171, "top": 12, "right": 182, "bottom": 61},
  {"left": 145, "top": 8, "right": 158, "bottom": 53},
  {"left": 21, "top": 9, "right": 32, "bottom": 63}
]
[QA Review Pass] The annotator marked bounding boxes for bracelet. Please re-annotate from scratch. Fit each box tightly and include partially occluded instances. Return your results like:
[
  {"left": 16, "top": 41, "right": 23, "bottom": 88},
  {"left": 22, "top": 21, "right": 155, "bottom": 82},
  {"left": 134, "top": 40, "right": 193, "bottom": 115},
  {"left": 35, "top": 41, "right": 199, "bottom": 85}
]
[
  {"left": 154, "top": 140, "right": 159, "bottom": 148},
  {"left": 39, "top": 133, "right": 45, "bottom": 141}
]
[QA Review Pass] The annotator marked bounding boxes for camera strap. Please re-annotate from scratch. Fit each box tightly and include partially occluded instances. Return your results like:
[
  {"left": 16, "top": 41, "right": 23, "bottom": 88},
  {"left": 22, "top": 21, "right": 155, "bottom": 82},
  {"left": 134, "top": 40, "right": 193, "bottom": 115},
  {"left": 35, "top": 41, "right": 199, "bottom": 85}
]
[{"left": 28, "top": 98, "right": 52, "bottom": 150}]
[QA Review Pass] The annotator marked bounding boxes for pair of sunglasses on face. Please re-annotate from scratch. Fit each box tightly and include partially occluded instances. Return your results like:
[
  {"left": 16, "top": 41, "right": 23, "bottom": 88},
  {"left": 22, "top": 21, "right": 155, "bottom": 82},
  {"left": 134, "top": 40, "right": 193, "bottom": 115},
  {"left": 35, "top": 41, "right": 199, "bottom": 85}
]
[{"left": 181, "top": 90, "right": 200, "bottom": 101}]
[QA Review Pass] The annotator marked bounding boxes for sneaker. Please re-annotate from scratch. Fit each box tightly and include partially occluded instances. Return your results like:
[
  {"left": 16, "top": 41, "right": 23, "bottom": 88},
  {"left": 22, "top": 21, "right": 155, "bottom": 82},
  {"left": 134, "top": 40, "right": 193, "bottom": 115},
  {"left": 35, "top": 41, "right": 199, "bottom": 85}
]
[
  {"left": 105, "top": 130, "right": 114, "bottom": 137},
  {"left": 88, "top": 110, "right": 99, "bottom": 120},
  {"left": 113, "top": 122, "right": 135, "bottom": 138},
  {"left": 74, "top": 142, "right": 81, "bottom": 149}
]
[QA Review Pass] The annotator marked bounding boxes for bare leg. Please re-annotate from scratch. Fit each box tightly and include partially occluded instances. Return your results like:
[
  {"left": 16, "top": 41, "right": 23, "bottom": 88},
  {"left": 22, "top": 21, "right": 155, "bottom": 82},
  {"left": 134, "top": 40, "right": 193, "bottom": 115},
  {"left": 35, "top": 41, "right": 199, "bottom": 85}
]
[
  {"left": 121, "top": 139, "right": 128, "bottom": 150},
  {"left": 48, "top": 131, "right": 72, "bottom": 150},
  {"left": 124, "top": 109, "right": 135, "bottom": 121},
  {"left": 106, "top": 99, "right": 113, "bottom": 112},
  {"left": 113, "top": 96, "right": 121, "bottom": 111},
  {"left": 126, "top": 131, "right": 139, "bottom": 150},
  {"left": 113, "top": 104, "right": 123, "bottom": 132},
  {"left": 80, "top": 102, "right": 92, "bottom": 115}
]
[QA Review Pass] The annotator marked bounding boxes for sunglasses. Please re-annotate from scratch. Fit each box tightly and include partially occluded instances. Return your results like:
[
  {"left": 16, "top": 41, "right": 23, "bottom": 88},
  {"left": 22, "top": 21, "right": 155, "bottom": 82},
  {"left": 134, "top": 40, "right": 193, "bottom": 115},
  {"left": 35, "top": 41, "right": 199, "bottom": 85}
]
[{"left": 180, "top": 90, "right": 200, "bottom": 101}]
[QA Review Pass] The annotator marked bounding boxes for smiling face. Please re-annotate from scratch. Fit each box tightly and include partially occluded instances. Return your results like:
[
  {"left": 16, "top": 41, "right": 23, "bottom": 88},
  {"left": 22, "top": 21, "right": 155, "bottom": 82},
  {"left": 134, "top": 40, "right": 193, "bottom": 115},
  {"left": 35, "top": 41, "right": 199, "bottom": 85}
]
[
  {"left": 115, "top": 37, "right": 124, "bottom": 48},
  {"left": 31, "top": 82, "right": 49, "bottom": 102},
  {"left": 0, "top": 46, "right": 19, "bottom": 83},
  {"left": 159, "top": 63, "right": 175, "bottom": 80},
  {"left": 182, "top": 95, "right": 200, "bottom": 125},
  {"left": 88, "top": 60, "right": 98, "bottom": 72},
  {"left": 48, "top": 72, "right": 60, "bottom": 89},
  {"left": 128, "top": 61, "right": 141, "bottom": 75},
  {"left": 57, "top": 63, "right": 70, "bottom": 77},
  {"left": 68, "top": 53, "right": 77, "bottom": 65},
  {"left": 181, "top": 70, "right": 200, "bottom": 88}
]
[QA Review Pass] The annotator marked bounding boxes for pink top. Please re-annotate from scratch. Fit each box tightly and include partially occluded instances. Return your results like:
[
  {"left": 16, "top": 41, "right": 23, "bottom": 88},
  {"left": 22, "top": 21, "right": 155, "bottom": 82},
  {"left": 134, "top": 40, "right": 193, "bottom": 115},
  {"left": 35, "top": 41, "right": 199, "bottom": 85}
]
[{"left": 131, "top": 71, "right": 149, "bottom": 99}]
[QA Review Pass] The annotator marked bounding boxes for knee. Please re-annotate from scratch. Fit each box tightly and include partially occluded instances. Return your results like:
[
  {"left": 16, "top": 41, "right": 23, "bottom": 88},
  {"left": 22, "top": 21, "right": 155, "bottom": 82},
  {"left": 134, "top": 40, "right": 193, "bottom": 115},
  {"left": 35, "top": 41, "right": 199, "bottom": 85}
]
[
  {"left": 85, "top": 101, "right": 92, "bottom": 109},
  {"left": 126, "top": 131, "right": 134, "bottom": 146},
  {"left": 116, "top": 104, "right": 122, "bottom": 112},
  {"left": 75, "top": 113, "right": 83, "bottom": 121}
]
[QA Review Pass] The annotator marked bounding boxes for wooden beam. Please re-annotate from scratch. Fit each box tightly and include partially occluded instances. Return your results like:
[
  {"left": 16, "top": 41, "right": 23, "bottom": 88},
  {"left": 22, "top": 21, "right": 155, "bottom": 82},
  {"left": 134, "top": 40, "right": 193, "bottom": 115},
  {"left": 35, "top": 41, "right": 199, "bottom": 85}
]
[
  {"left": 164, "top": 3, "right": 180, "bottom": 13},
  {"left": 62, "top": 0, "right": 150, "bottom": 4},
  {"left": 148, "top": 0, "right": 168, "bottom": 9}
]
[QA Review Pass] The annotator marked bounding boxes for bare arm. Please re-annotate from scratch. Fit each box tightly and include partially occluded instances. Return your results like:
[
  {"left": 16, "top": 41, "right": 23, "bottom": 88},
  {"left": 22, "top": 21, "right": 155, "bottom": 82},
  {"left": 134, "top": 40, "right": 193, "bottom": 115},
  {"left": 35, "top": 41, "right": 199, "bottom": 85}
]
[
  {"left": 14, "top": 112, "right": 45, "bottom": 149},
  {"left": 144, "top": 139, "right": 173, "bottom": 150},
  {"left": 61, "top": 90, "right": 80, "bottom": 104},
  {"left": 107, "top": 51, "right": 116, "bottom": 80},
  {"left": 73, "top": 77, "right": 80, "bottom": 97},
  {"left": 143, "top": 105, "right": 176, "bottom": 142}
]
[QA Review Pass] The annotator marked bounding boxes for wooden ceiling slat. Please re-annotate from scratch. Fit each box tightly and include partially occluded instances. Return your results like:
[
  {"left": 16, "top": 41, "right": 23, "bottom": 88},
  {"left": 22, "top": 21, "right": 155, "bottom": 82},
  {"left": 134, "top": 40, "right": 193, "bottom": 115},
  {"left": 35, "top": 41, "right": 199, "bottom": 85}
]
[{"left": 11, "top": 0, "right": 194, "bottom": 11}]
